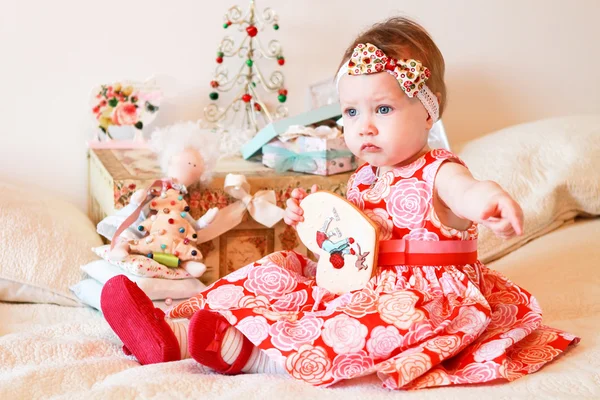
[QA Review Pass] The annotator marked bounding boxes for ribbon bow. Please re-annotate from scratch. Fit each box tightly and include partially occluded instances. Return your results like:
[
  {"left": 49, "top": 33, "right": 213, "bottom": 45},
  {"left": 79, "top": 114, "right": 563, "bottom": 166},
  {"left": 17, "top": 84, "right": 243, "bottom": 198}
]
[
  {"left": 195, "top": 174, "right": 285, "bottom": 243},
  {"left": 264, "top": 145, "right": 354, "bottom": 174},
  {"left": 205, "top": 317, "right": 232, "bottom": 353},
  {"left": 348, "top": 43, "right": 431, "bottom": 97}
]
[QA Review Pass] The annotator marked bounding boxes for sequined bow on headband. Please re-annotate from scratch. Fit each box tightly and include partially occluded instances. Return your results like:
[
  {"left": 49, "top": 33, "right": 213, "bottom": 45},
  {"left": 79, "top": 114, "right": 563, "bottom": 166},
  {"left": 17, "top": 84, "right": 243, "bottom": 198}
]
[
  {"left": 348, "top": 43, "right": 431, "bottom": 97},
  {"left": 338, "top": 43, "right": 439, "bottom": 122}
]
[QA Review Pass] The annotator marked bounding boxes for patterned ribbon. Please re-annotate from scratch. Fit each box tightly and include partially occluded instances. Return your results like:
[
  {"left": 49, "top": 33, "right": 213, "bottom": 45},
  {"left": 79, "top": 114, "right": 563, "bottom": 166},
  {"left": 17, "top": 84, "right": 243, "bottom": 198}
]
[
  {"left": 195, "top": 174, "right": 285, "bottom": 243},
  {"left": 378, "top": 239, "right": 478, "bottom": 266},
  {"left": 264, "top": 145, "right": 353, "bottom": 173}
]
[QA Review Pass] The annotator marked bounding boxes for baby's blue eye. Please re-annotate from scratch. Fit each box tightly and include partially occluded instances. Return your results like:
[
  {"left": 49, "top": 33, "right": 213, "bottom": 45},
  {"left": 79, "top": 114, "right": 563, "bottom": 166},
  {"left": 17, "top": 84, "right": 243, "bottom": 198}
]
[
  {"left": 377, "top": 106, "right": 392, "bottom": 114},
  {"left": 345, "top": 108, "right": 357, "bottom": 117}
]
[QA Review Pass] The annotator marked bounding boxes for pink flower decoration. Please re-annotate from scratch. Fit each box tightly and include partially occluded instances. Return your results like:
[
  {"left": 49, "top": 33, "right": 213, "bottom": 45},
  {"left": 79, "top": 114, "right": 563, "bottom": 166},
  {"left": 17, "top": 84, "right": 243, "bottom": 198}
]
[
  {"left": 386, "top": 178, "right": 432, "bottom": 230},
  {"left": 366, "top": 325, "right": 403, "bottom": 359},
  {"left": 473, "top": 338, "right": 513, "bottom": 362},
  {"left": 206, "top": 284, "right": 245, "bottom": 309},
  {"left": 403, "top": 228, "right": 439, "bottom": 241},
  {"left": 392, "top": 156, "right": 426, "bottom": 178},
  {"left": 447, "top": 306, "right": 489, "bottom": 335},
  {"left": 377, "top": 290, "right": 426, "bottom": 330},
  {"left": 424, "top": 335, "right": 463, "bottom": 358},
  {"left": 272, "top": 289, "right": 308, "bottom": 312},
  {"left": 236, "top": 316, "right": 270, "bottom": 346},
  {"left": 364, "top": 209, "right": 393, "bottom": 240},
  {"left": 270, "top": 315, "right": 323, "bottom": 352},
  {"left": 346, "top": 186, "right": 364, "bottom": 209},
  {"left": 362, "top": 171, "right": 394, "bottom": 203},
  {"left": 489, "top": 304, "right": 519, "bottom": 329},
  {"left": 454, "top": 361, "right": 500, "bottom": 384},
  {"left": 112, "top": 103, "right": 138, "bottom": 126},
  {"left": 285, "top": 344, "right": 332, "bottom": 385},
  {"left": 322, "top": 314, "right": 368, "bottom": 354},
  {"left": 244, "top": 263, "right": 298, "bottom": 300},
  {"left": 331, "top": 350, "right": 374, "bottom": 380},
  {"left": 352, "top": 165, "right": 377, "bottom": 187}
]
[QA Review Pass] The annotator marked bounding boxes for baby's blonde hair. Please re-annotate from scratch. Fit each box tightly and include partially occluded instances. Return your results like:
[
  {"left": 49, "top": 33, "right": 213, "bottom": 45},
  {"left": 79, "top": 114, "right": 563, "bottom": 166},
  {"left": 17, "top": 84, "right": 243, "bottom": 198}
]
[{"left": 339, "top": 17, "right": 447, "bottom": 117}]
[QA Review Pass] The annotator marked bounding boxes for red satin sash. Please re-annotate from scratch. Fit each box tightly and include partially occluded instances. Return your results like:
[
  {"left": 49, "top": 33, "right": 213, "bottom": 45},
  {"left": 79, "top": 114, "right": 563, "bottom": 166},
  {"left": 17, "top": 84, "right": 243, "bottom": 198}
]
[{"left": 378, "top": 239, "right": 478, "bottom": 266}]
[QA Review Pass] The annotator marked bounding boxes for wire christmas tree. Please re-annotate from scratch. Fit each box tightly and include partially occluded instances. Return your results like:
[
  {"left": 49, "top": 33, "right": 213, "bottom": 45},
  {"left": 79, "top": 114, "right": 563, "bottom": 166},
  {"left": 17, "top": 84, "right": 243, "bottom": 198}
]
[{"left": 204, "top": 0, "right": 288, "bottom": 135}]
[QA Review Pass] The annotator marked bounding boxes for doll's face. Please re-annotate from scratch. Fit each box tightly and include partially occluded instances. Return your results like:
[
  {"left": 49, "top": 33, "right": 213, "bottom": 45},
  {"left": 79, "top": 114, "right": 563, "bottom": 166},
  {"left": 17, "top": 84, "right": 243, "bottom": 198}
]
[{"left": 168, "top": 148, "right": 204, "bottom": 187}]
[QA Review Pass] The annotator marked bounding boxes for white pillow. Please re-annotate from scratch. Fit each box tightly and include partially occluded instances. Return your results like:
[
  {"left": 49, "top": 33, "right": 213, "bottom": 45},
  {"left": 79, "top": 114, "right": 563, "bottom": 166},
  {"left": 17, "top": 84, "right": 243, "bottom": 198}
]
[
  {"left": 92, "top": 245, "right": 192, "bottom": 280},
  {"left": 70, "top": 278, "right": 187, "bottom": 312},
  {"left": 80, "top": 259, "right": 205, "bottom": 299},
  {"left": 459, "top": 115, "right": 600, "bottom": 263},
  {"left": 0, "top": 182, "right": 103, "bottom": 306}
]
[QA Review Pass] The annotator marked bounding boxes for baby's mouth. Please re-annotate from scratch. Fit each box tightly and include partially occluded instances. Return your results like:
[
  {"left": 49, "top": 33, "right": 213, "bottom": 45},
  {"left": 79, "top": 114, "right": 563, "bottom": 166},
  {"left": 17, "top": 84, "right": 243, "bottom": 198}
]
[{"left": 361, "top": 143, "right": 381, "bottom": 152}]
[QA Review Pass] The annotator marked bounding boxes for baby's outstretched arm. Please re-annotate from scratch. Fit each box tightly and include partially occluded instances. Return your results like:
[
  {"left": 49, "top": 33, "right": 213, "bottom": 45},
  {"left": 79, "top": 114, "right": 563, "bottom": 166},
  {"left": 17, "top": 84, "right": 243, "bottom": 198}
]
[{"left": 435, "top": 162, "right": 524, "bottom": 239}]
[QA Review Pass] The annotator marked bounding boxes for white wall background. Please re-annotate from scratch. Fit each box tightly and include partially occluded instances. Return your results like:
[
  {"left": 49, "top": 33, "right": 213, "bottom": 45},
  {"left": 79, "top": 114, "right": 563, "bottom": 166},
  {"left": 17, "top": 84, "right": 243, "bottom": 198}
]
[{"left": 1, "top": 0, "right": 599, "bottom": 210}]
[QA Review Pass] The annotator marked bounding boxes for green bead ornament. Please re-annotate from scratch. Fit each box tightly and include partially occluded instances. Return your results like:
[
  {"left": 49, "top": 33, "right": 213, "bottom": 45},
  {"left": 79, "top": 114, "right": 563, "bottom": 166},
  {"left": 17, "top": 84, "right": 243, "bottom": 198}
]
[
  {"left": 278, "top": 94, "right": 287, "bottom": 103},
  {"left": 246, "top": 59, "right": 254, "bottom": 67},
  {"left": 273, "top": 24, "right": 279, "bottom": 30},
  {"left": 209, "top": 92, "right": 219, "bottom": 100},
  {"left": 217, "top": 51, "right": 224, "bottom": 58}
]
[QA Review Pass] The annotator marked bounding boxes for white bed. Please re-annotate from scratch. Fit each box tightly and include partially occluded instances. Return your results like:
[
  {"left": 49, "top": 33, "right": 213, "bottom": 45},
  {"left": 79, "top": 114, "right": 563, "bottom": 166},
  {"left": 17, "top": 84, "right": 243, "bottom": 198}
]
[
  {"left": 1, "top": 116, "right": 599, "bottom": 399},
  {"left": 1, "top": 217, "right": 598, "bottom": 400}
]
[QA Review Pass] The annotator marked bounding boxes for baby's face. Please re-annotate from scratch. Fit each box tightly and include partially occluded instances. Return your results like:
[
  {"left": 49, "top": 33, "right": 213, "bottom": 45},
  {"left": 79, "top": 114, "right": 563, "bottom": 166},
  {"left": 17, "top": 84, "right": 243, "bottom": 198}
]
[{"left": 339, "top": 72, "right": 432, "bottom": 169}]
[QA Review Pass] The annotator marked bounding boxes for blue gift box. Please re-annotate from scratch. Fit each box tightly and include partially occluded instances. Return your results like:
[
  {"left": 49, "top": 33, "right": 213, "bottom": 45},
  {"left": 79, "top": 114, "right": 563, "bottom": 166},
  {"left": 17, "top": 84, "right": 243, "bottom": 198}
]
[{"left": 241, "top": 103, "right": 342, "bottom": 160}]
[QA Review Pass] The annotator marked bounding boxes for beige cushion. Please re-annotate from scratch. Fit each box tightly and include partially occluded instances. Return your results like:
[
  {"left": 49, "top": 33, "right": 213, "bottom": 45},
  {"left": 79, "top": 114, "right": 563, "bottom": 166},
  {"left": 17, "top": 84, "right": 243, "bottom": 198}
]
[
  {"left": 0, "top": 182, "right": 103, "bottom": 306},
  {"left": 459, "top": 115, "right": 600, "bottom": 263}
]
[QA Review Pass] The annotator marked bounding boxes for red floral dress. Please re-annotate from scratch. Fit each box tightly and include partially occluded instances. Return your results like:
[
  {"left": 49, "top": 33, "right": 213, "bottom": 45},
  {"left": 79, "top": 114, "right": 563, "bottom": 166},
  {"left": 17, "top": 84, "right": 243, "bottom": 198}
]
[{"left": 168, "top": 149, "right": 579, "bottom": 390}]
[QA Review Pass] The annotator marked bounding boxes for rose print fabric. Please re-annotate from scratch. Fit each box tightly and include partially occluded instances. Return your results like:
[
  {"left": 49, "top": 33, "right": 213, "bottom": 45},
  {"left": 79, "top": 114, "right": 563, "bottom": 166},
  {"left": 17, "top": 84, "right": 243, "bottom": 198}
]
[{"left": 168, "top": 150, "right": 579, "bottom": 389}]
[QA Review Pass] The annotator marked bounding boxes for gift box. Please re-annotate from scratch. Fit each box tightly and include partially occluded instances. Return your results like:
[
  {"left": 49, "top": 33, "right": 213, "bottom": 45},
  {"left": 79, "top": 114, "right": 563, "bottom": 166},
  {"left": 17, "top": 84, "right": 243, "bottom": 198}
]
[
  {"left": 88, "top": 148, "right": 353, "bottom": 285},
  {"left": 241, "top": 102, "right": 342, "bottom": 160},
  {"left": 262, "top": 134, "right": 355, "bottom": 176}
]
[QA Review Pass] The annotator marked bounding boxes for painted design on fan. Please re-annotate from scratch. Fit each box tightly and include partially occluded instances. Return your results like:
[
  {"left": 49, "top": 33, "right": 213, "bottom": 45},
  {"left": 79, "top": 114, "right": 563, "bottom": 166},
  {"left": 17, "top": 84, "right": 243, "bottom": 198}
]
[{"left": 315, "top": 209, "right": 369, "bottom": 271}]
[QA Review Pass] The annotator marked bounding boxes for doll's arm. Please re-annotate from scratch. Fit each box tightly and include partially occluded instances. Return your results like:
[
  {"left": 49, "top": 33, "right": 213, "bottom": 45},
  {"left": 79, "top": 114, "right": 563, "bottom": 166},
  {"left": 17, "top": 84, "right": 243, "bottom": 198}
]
[
  {"left": 195, "top": 207, "right": 219, "bottom": 229},
  {"left": 183, "top": 207, "right": 219, "bottom": 230}
]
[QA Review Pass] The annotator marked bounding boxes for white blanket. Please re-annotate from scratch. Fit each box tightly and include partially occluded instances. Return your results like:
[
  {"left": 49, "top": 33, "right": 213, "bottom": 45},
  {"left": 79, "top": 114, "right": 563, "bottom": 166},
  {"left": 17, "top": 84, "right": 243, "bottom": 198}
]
[{"left": 1, "top": 219, "right": 599, "bottom": 400}]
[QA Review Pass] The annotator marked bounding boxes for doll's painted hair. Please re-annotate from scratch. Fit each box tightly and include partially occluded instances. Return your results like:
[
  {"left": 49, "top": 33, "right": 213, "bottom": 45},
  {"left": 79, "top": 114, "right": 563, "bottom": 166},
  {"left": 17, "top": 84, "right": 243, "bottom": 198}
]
[
  {"left": 150, "top": 121, "right": 220, "bottom": 185},
  {"left": 338, "top": 16, "right": 447, "bottom": 117}
]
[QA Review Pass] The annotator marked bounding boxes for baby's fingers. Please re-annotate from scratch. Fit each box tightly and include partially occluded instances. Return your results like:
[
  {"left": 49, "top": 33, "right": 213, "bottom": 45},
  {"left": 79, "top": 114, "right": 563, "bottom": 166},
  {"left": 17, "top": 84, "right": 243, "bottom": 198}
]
[
  {"left": 291, "top": 188, "right": 308, "bottom": 201},
  {"left": 501, "top": 198, "right": 524, "bottom": 236}
]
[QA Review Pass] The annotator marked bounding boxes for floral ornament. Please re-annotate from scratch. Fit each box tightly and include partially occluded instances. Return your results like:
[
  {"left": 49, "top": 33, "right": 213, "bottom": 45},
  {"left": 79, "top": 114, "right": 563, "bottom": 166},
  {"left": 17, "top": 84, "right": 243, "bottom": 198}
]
[
  {"left": 339, "top": 43, "right": 439, "bottom": 122},
  {"left": 90, "top": 79, "right": 162, "bottom": 137}
]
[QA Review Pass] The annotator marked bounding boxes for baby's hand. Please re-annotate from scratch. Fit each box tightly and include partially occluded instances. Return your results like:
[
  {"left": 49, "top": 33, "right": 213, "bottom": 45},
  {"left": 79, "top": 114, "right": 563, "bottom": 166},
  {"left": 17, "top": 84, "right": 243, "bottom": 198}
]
[
  {"left": 283, "top": 184, "right": 318, "bottom": 227},
  {"left": 479, "top": 192, "right": 524, "bottom": 239}
]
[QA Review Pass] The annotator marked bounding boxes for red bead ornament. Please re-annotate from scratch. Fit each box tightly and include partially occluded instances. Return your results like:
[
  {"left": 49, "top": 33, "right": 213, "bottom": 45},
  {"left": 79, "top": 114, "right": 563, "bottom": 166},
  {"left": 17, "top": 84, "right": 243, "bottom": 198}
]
[
  {"left": 170, "top": 201, "right": 176, "bottom": 206},
  {"left": 254, "top": 103, "right": 261, "bottom": 111},
  {"left": 246, "top": 25, "right": 258, "bottom": 37},
  {"left": 184, "top": 238, "right": 190, "bottom": 245},
  {"left": 242, "top": 94, "right": 252, "bottom": 103},
  {"left": 210, "top": 80, "right": 219, "bottom": 88},
  {"left": 216, "top": 57, "right": 223, "bottom": 64},
  {"left": 151, "top": 201, "right": 157, "bottom": 207},
  {"left": 278, "top": 58, "right": 285, "bottom": 66},
  {"left": 168, "top": 218, "right": 174, "bottom": 224},
  {"left": 278, "top": 89, "right": 288, "bottom": 96}
]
